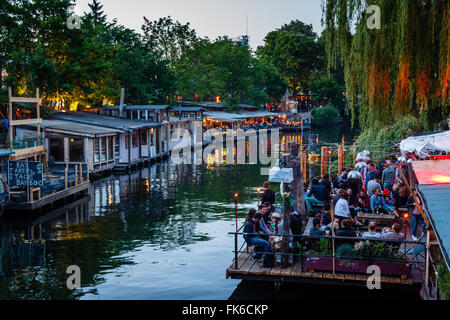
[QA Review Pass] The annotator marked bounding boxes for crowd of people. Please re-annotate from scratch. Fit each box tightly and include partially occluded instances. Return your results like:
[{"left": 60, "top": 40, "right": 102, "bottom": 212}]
[{"left": 243, "top": 154, "right": 427, "bottom": 262}]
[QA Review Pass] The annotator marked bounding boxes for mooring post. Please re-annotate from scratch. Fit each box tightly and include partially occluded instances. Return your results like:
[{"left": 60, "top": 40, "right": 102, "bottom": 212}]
[{"left": 64, "top": 167, "right": 68, "bottom": 190}]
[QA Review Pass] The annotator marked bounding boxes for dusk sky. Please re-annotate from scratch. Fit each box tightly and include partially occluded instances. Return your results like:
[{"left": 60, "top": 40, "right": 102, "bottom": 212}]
[{"left": 76, "top": 0, "right": 324, "bottom": 50}]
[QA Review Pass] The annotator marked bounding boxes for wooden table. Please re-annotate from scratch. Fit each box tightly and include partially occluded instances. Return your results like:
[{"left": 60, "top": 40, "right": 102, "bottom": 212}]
[{"left": 358, "top": 213, "right": 395, "bottom": 226}]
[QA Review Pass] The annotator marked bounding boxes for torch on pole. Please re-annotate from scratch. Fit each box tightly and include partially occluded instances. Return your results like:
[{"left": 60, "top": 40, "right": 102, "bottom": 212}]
[{"left": 234, "top": 192, "right": 239, "bottom": 269}]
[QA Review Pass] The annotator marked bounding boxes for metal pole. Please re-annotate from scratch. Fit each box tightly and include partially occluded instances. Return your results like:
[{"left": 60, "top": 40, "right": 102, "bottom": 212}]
[{"left": 234, "top": 193, "right": 239, "bottom": 269}]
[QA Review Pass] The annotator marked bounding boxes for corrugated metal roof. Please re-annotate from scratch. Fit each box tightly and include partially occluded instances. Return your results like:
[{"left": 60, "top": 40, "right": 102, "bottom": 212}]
[
  {"left": 419, "top": 183, "right": 450, "bottom": 269},
  {"left": 171, "top": 106, "right": 204, "bottom": 112},
  {"left": 53, "top": 112, "right": 162, "bottom": 131},
  {"left": 102, "top": 105, "right": 170, "bottom": 111},
  {"left": 33, "top": 120, "right": 125, "bottom": 137}
]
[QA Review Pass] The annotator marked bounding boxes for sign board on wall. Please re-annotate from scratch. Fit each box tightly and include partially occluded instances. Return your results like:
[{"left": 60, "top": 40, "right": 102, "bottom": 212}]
[{"left": 8, "top": 160, "right": 44, "bottom": 188}]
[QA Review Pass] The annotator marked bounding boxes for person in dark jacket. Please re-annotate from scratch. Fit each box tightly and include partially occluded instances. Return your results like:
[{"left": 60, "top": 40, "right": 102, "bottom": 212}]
[
  {"left": 261, "top": 181, "right": 275, "bottom": 206},
  {"left": 336, "top": 219, "right": 357, "bottom": 237},
  {"left": 305, "top": 178, "right": 328, "bottom": 210},
  {"left": 243, "top": 213, "right": 271, "bottom": 259},
  {"left": 310, "top": 217, "right": 326, "bottom": 236}
]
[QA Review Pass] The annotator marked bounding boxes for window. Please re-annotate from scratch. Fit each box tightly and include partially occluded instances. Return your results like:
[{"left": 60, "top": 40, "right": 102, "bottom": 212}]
[
  {"left": 190, "top": 112, "right": 195, "bottom": 118},
  {"left": 140, "top": 111, "right": 146, "bottom": 120},
  {"left": 107, "top": 137, "right": 114, "bottom": 160},
  {"left": 132, "top": 132, "right": 138, "bottom": 147},
  {"left": 132, "top": 110, "right": 138, "bottom": 119},
  {"left": 69, "top": 138, "right": 83, "bottom": 162},
  {"left": 125, "top": 134, "right": 129, "bottom": 149},
  {"left": 114, "top": 136, "right": 119, "bottom": 158},
  {"left": 49, "top": 138, "right": 64, "bottom": 162},
  {"left": 141, "top": 129, "right": 148, "bottom": 145},
  {"left": 100, "top": 137, "right": 107, "bottom": 161},
  {"left": 94, "top": 139, "right": 100, "bottom": 163}
]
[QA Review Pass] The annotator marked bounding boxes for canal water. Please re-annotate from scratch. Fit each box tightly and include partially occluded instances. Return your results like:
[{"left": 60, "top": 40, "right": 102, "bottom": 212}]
[{"left": 0, "top": 127, "right": 420, "bottom": 300}]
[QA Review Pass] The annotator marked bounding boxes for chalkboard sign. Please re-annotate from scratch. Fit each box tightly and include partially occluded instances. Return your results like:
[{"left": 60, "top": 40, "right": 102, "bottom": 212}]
[{"left": 8, "top": 160, "right": 44, "bottom": 188}]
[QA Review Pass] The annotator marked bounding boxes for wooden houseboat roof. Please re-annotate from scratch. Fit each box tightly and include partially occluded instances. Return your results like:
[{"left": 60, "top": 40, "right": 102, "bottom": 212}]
[
  {"left": 53, "top": 112, "right": 162, "bottom": 131},
  {"left": 27, "top": 120, "right": 125, "bottom": 137}
]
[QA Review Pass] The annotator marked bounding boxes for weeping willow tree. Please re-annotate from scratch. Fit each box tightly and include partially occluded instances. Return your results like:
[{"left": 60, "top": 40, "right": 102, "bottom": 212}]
[{"left": 322, "top": 0, "right": 449, "bottom": 141}]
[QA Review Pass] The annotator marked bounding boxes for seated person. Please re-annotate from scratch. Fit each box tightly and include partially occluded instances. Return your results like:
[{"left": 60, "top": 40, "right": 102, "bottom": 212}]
[
  {"left": 381, "top": 190, "right": 398, "bottom": 217},
  {"left": 370, "top": 188, "right": 388, "bottom": 214},
  {"left": 243, "top": 213, "right": 272, "bottom": 260},
  {"left": 320, "top": 204, "right": 332, "bottom": 228},
  {"left": 382, "top": 223, "right": 405, "bottom": 241},
  {"left": 334, "top": 193, "right": 352, "bottom": 221},
  {"left": 336, "top": 219, "right": 357, "bottom": 237},
  {"left": 333, "top": 188, "right": 345, "bottom": 208},
  {"left": 326, "top": 218, "right": 340, "bottom": 235},
  {"left": 356, "top": 190, "right": 370, "bottom": 214},
  {"left": 362, "top": 221, "right": 382, "bottom": 239},
  {"left": 310, "top": 216, "right": 326, "bottom": 236},
  {"left": 305, "top": 178, "right": 328, "bottom": 210}
]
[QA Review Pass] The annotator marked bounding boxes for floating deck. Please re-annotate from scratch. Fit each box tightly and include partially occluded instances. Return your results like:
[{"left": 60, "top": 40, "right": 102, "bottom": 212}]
[
  {"left": 5, "top": 181, "right": 89, "bottom": 211},
  {"left": 226, "top": 252, "right": 423, "bottom": 288}
]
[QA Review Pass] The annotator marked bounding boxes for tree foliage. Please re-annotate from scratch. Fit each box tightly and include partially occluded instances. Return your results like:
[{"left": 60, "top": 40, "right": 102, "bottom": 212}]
[
  {"left": 322, "top": 0, "right": 450, "bottom": 132},
  {"left": 256, "top": 20, "right": 324, "bottom": 96},
  {"left": 174, "top": 39, "right": 287, "bottom": 106}
]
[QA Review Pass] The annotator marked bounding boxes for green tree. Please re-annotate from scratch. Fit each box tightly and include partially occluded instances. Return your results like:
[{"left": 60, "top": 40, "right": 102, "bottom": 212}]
[
  {"left": 257, "top": 20, "right": 324, "bottom": 96},
  {"left": 87, "top": 0, "right": 107, "bottom": 26},
  {"left": 142, "top": 16, "right": 198, "bottom": 63}
]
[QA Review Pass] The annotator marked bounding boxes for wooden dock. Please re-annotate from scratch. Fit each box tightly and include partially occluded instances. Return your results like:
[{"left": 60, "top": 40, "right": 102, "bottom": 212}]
[
  {"left": 5, "top": 181, "right": 89, "bottom": 211},
  {"left": 226, "top": 253, "right": 422, "bottom": 288}
]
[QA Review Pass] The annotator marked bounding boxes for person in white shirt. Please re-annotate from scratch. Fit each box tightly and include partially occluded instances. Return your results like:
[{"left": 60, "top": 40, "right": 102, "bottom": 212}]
[
  {"left": 362, "top": 222, "right": 382, "bottom": 239},
  {"left": 334, "top": 193, "right": 352, "bottom": 221}
]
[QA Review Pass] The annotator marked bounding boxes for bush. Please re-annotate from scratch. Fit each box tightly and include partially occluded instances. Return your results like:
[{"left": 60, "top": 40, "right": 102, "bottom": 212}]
[
  {"left": 311, "top": 103, "right": 340, "bottom": 126},
  {"left": 437, "top": 261, "right": 450, "bottom": 300}
]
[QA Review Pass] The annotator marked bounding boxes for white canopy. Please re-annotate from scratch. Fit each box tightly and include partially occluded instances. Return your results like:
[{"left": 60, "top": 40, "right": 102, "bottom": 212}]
[{"left": 400, "top": 131, "right": 450, "bottom": 159}]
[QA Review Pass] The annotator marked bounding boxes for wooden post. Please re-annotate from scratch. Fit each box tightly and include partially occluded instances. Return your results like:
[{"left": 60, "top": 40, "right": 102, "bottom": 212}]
[
  {"left": 64, "top": 167, "right": 68, "bottom": 190},
  {"left": 331, "top": 196, "right": 336, "bottom": 275},
  {"left": 29, "top": 187, "right": 34, "bottom": 203},
  {"left": 301, "top": 151, "right": 307, "bottom": 183},
  {"left": 338, "top": 145, "right": 344, "bottom": 175},
  {"left": 36, "top": 88, "right": 40, "bottom": 136},
  {"left": 79, "top": 163, "right": 83, "bottom": 183},
  {"left": 74, "top": 165, "right": 78, "bottom": 186},
  {"left": 321, "top": 146, "right": 331, "bottom": 177},
  {"left": 8, "top": 87, "right": 13, "bottom": 148},
  {"left": 281, "top": 183, "right": 291, "bottom": 268}
]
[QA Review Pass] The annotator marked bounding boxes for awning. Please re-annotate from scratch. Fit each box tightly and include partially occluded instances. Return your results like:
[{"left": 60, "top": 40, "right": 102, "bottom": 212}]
[{"left": 400, "top": 130, "right": 450, "bottom": 159}]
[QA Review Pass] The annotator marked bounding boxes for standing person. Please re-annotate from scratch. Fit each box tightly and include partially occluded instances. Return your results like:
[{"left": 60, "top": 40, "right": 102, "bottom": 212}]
[
  {"left": 382, "top": 163, "right": 396, "bottom": 192},
  {"left": 261, "top": 181, "right": 275, "bottom": 206},
  {"left": 365, "top": 162, "right": 378, "bottom": 187},
  {"left": 411, "top": 191, "right": 426, "bottom": 241},
  {"left": 367, "top": 176, "right": 382, "bottom": 197},
  {"left": 305, "top": 178, "right": 327, "bottom": 211},
  {"left": 321, "top": 173, "right": 332, "bottom": 201},
  {"left": 243, "top": 213, "right": 272, "bottom": 260}
]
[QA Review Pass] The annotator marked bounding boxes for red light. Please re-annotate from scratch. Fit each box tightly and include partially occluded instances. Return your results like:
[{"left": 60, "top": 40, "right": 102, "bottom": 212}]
[{"left": 404, "top": 213, "right": 409, "bottom": 218}]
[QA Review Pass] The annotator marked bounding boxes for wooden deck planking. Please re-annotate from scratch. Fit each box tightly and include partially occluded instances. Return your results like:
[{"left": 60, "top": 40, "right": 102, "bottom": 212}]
[
  {"left": 269, "top": 264, "right": 283, "bottom": 276},
  {"left": 290, "top": 260, "right": 304, "bottom": 277},
  {"left": 228, "top": 253, "right": 250, "bottom": 271},
  {"left": 279, "top": 263, "right": 295, "bottom": 277},
  {"left": 248, "top": 260, "right": 263, "bottom": 275},
  {"left": 238, "top": 256, "right": 257, "bottom": 274}
]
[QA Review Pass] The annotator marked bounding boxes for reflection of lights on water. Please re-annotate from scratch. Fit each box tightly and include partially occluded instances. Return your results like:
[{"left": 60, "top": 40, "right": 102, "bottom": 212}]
[{"left": 143, "top": 178, "right": 150, "bottom": 192}]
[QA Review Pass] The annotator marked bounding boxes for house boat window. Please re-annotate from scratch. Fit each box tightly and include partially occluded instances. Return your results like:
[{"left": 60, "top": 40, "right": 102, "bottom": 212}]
[
  {"left": 49, "top": 137, "right": 64, "bottom": 162},
  {"left": 69, "top": 138, "right": 83, "bottom": 162}
]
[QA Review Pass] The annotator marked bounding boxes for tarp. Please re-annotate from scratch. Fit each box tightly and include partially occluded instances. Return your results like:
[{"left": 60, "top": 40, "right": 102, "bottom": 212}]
[{"left": 400, "top": 130, "right": 450, "bottom": 159}]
